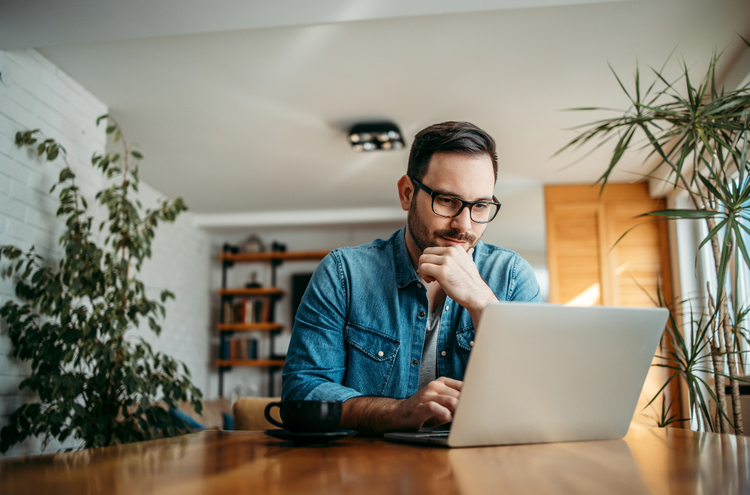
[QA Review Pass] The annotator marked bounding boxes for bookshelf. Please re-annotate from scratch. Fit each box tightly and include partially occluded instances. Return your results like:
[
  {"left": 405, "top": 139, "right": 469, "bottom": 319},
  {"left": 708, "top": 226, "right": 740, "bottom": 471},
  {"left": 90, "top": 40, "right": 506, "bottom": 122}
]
[{"left": 216, "top": 248, "right": 329, "bottom": 397}]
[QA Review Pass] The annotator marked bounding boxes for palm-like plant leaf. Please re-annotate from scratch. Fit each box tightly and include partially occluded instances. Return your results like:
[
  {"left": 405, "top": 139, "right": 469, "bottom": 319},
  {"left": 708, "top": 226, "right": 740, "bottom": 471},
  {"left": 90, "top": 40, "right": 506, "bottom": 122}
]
[{"left": 559, "top": 37, "right": 750, "bottom": 433}]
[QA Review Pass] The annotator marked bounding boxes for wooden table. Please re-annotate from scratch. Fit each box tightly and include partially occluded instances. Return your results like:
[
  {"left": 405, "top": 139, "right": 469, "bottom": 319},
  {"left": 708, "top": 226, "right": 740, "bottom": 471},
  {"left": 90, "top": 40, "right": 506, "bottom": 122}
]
[{"left": 1, "top": 428, "right": 749, "bottom": 494}]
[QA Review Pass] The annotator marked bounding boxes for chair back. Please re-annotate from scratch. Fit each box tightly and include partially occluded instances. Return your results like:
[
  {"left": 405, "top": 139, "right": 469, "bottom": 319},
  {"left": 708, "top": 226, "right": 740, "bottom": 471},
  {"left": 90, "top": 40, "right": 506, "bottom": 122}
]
[{"left": 233, "top": 397, "right": 282, "bottom": 431}]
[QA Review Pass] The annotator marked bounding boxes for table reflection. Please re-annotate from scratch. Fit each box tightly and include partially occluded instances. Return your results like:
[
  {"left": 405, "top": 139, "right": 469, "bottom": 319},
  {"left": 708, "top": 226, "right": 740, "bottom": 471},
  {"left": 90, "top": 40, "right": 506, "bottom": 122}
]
[
  {"left": 627, "top": 428, "right": 750, "bottom": 494},
  {"left": 449, "top": 438, "right": 648, "bottom": 494}
]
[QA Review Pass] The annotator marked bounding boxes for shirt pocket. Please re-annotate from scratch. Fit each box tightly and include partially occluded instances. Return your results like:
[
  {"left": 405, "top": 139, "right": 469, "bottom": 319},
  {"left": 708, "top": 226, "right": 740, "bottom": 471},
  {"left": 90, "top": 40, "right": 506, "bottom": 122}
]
[
  {"left": 344, "top": 323, "right": 400, "bottom": 396},
  {"left": 455, "top": 328, "right": 475, "bottom": 352},
  {"left": 455, "top": 328, "right": 476, "bottom": 367}
]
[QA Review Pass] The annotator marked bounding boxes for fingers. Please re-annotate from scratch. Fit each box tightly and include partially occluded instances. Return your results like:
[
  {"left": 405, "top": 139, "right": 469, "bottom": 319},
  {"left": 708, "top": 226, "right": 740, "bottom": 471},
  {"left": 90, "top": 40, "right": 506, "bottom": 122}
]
[
  {"left": 422, "top": 246, "right": 461, "bottom": 255},
  {"left": 425, "top": 393, "right": 460, "bottom": 413},
  {"left": 409, "top": 395, "right": 456, "bottom": 429},
  {"left": 419, "top": 379, "right": 462, "bottom": 411},
  {"left": 418, "top": 246, "right": 473, "bottom": 273},
  {"left": 398, "top": 377, "right": 464, "bottom": 430},
  {"left": 417, "top": 264, "right": 439, "bottom": 283},
  {"left": 422, "top": 245, "right": 471, "bottom": 256},
  {"left": 419, "top": 253, "right": 448, "bottom": 265},
  {"left": 417, "top": 384, "right": 461, "bottom": 427},
  {"left": 437, "top": 376, "right": 463, "bottom": 392},
  {"left": 420, "top": 248, "right": 467, "bottom": 266},
  {"left": 422, "top": 379, "right": 461, "bottom": 400},
  {"left": 419, "top": 401, "right": 454, "bottom": 426},
  {"left": 417, "top": 253, "right": 461, "bottom": 281}
]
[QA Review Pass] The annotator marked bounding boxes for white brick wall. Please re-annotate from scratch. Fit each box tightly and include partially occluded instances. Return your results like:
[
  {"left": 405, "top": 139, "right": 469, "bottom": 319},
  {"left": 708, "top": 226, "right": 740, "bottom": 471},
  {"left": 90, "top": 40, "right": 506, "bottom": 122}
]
[
  {"left": 130, "top": 180, "right": 211, "bottom": 399},
  {"left": 0, "top": 49, "right": 211, "bottom": 457}
]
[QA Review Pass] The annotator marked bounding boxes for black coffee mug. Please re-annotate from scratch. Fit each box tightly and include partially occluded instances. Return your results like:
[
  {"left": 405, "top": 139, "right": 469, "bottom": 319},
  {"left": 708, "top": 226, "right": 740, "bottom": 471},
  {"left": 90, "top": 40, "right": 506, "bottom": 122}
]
[{"left": 264, "top": 400, "right": 342, "bottom": 433}]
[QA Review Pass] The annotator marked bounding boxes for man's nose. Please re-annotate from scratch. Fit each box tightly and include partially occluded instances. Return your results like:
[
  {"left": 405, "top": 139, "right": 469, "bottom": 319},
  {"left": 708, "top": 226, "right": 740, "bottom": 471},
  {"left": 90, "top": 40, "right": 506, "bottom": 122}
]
[{"left": 450, "top": 206, "right": 473, "bottom": 233}]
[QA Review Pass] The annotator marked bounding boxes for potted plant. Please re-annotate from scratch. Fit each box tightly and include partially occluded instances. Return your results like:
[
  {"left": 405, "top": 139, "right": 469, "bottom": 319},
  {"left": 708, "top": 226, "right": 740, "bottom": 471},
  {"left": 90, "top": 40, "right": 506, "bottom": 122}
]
[
  {"left": 0, "top": 116, "right": 202, "bottom": 453},
  {"left": 559, "top": 38, "right": 750, "bottom": 434}
]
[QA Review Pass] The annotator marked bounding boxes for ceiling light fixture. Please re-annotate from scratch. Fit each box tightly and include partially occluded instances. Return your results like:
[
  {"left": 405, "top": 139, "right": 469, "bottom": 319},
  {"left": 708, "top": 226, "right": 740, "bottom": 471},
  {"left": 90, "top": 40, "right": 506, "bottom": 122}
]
[{"left": 349, "top": 122, "right": 405, "bottom": 152}]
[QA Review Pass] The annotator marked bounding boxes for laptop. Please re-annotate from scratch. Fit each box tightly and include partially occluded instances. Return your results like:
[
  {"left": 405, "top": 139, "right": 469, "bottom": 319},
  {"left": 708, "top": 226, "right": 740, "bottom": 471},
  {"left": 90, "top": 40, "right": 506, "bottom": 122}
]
[{"left": 384, "top": 302, "right": 668, "bottom": 448}]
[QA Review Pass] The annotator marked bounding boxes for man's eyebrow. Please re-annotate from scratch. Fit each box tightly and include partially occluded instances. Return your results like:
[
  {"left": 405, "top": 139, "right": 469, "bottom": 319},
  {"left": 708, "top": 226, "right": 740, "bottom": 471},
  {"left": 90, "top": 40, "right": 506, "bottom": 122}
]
[{"left": 434, "top": 189, "right": 495, "bottom": 202}]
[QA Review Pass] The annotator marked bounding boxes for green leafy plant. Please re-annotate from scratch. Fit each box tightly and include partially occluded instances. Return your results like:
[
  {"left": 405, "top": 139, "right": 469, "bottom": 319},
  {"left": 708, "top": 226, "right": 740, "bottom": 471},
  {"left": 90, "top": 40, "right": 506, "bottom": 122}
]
[
  {"left": 559, "top": 38, "right": 750, "bottom": 434},
  {"left": 0, "top": 115, "right": 203, "bottom": 453}
]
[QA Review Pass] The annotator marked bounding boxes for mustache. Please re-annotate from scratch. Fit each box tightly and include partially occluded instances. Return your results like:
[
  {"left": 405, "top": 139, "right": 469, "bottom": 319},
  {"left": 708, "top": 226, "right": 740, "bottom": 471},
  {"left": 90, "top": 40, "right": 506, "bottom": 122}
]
[{"left": 435, "top": 229, "right": 477, "bottom": 244}]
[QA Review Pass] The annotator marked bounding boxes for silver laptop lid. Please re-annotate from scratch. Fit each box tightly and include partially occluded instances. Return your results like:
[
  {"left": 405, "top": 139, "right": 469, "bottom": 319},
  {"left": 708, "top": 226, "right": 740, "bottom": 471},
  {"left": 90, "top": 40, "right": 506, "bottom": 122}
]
[{"left": 447, "top": 302, "right": 668, "bottom": 447}]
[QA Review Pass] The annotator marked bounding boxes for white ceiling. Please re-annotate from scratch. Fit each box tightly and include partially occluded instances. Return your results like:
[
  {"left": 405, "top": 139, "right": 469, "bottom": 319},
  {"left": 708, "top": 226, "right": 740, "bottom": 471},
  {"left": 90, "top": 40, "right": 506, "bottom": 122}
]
[{"left": 1, "top": 0, "right": 750, "bottom": 249}]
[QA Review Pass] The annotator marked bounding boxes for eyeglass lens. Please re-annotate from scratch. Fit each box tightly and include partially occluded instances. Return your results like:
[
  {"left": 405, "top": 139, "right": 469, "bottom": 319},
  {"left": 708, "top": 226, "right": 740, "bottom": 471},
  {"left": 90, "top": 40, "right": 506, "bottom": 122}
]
[{"left": 432, "top": 195, "right": 499, "bottom": 222}]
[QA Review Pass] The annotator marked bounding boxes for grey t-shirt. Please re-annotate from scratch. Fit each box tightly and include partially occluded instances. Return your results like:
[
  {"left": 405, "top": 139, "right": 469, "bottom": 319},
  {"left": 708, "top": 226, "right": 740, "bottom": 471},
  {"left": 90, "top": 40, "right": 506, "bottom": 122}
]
[{"left": 418, "top": 305, "right": 443, "bottom": 390}]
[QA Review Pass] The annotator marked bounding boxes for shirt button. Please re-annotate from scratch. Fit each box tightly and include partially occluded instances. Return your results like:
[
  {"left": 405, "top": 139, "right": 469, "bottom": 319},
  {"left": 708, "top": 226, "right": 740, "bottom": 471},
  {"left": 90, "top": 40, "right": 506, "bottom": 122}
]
[
  {"left": 441, "top": 351, "right": 447, "bottom": 357},
  {"left": 377, "top": 351, "right": 384, "bottom": 357},
  {"left": 417, "top": 283, "right": 423, "bottom": 289},
  {"left": 445, "top": 305, "right": 449, "bottom": 311},
  {"left": 469, "top": 341, "right": 475, "bottom": 347},
  {"left": 413, "top": 359, "right": 418, "bottom": 365},
  {"left": 419, "top": 311, "right": 426, "bottom": 317}
]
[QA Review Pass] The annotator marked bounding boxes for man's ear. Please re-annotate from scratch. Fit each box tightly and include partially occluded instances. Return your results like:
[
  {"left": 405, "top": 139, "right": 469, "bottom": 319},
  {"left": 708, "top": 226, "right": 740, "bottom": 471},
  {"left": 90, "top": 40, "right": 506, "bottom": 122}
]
[{"left": 397, "top": 175, "right": 414, "bottom": 212}]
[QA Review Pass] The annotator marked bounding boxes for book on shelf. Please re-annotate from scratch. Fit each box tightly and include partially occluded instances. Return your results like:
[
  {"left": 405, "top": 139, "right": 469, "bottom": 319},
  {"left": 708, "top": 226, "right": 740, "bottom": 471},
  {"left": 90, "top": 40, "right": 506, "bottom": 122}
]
[
  {"left": 228, "top": 337, "right": 258, "bottom": 360},
  {"left": 251, "top": 299, "right": 262, "bottom": 323},
  {"left": 246, "top": 300, "right": 256, "bottom": 323},
  {"left": 229, "top": 339, "right": 240, "bottom": 359},
  {"left": 258, "top": 299, "right": 271, "bottom": 323},
  {"left": 232, "top": 299, "right": 256, "bottom": 324},
  {"left": 247, "top": 338, "right": 258, "bottom": 359},
  {"left": 223, "top": 299, "right": 271, "bottom": 324},
  {"left": 223, "top": 301, "right": 233, "bottom": 324}
]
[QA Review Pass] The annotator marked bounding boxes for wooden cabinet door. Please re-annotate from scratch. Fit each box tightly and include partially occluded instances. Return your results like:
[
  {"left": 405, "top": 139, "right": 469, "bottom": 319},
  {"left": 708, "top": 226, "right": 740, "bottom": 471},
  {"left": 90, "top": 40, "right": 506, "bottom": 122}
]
[
  {"left": 546, "top": 201, "right": 604, "bottom": 306},
  {"left": 546, "top": 183, "right": 671, "bottom": 306}
]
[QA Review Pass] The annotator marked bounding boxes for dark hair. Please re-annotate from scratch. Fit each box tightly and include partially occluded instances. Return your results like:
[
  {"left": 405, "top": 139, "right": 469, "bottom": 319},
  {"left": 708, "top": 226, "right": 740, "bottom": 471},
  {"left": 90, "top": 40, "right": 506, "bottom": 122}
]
[{"left": 407, "top": 121, "right": 498, "bottom": 182}]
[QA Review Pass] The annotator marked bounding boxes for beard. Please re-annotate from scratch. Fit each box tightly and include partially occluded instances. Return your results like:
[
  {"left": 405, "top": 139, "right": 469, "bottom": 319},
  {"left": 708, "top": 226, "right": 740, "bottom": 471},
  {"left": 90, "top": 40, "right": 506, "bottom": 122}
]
[{"left": 407, "top": 195, "right": 479, "bottom": 252}]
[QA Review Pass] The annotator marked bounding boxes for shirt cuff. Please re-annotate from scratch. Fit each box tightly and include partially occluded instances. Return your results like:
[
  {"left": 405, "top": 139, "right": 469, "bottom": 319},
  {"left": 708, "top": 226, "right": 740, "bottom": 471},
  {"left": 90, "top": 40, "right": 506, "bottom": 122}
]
[{"left": 304, "top": 382, "right": 363, "bottom": 402}]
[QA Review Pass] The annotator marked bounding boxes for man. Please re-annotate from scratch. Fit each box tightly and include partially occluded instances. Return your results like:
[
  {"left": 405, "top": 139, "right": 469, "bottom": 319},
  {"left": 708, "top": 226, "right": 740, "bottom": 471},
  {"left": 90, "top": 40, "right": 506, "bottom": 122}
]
[{"left": 282, "top": 121, "right": 542, "bottom": 433}]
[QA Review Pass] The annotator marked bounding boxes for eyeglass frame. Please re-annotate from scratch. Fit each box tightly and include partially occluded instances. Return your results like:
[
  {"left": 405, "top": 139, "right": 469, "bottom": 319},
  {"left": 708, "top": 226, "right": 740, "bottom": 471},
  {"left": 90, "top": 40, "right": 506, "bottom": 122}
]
[{"left": 409, "top": 176, "right": 501, "bottom": 224}]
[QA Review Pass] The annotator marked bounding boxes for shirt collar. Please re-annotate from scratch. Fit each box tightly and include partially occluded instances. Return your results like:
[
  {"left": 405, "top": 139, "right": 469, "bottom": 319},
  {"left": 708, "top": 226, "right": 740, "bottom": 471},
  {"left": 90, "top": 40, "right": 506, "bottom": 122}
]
[{"left": 394, "top": 226, "right": 420, "bottom": 289}]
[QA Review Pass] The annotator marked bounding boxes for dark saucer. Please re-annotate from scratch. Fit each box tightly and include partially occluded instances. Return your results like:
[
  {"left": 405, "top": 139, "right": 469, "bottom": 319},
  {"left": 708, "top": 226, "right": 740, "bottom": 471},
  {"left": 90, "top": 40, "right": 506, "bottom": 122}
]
[{"left": 264, "top": 429, "right": 357, "bottom": 446}]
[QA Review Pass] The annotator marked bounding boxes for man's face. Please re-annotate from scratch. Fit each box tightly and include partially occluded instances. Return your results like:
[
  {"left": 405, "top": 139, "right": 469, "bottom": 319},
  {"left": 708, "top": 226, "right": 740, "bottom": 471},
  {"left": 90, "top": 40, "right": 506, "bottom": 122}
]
[{"left": 406, "top": 152, "right": 496, "bottom": 253}]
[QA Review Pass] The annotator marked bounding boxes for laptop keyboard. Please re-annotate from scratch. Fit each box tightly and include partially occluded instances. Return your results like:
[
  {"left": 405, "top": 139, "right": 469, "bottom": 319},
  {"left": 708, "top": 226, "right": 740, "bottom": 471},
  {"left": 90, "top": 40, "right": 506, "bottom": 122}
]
[{"left": 411, "top": 431, "right": 450, "bottom": 438}]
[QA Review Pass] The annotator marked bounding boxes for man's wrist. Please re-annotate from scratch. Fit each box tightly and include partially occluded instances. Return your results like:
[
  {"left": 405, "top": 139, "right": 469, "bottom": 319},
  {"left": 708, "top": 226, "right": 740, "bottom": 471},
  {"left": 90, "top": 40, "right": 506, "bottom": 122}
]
[
  {"left": 467, "top": 284, "right": 497, "bottom": 314},
  {"left": 466, "top": 285, "right": 498, "bottom": 329},
  {"left": 340, "top": 396, "right": 403, "bottom": 434}
]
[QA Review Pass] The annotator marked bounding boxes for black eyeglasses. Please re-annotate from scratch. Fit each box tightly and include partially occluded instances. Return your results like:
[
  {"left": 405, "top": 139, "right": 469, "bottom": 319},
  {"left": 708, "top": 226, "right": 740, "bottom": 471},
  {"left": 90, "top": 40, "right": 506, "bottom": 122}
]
[{"left": 410, "top": 177, "right": 501, "bottom": 224}]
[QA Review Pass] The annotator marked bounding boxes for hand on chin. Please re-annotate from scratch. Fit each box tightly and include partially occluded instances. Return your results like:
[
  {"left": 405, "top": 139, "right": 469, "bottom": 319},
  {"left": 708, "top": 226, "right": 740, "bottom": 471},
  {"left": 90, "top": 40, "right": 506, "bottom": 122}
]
[{"left": 418, "top": 244, "right": 475, "bottom": 284}]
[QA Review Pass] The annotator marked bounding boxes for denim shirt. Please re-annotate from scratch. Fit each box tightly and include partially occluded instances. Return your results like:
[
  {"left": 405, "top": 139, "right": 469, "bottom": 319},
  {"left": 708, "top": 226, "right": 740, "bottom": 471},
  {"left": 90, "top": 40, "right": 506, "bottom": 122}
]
[{"left": 281, "top": 227, "right": 542, "bottom": 402}]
